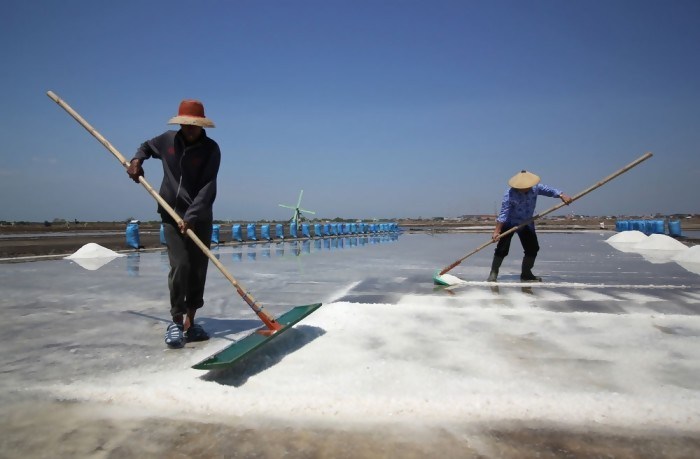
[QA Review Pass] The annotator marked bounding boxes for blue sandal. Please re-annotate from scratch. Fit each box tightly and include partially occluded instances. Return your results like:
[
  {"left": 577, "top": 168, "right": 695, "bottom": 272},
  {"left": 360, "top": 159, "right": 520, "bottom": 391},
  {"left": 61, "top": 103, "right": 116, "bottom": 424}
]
[
  {"left": 165, "top": 323, "right": 184, "bottom": 348},
  {"left": 185, "top": 323, "right": 209, "bottom": 342}
]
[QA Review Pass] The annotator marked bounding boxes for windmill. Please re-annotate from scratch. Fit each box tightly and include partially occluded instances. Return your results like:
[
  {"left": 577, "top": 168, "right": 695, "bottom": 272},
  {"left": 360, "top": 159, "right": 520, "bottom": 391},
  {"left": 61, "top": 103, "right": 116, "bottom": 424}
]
[{"left": 279, "top": 190, "right": 316, "bottom": 224}]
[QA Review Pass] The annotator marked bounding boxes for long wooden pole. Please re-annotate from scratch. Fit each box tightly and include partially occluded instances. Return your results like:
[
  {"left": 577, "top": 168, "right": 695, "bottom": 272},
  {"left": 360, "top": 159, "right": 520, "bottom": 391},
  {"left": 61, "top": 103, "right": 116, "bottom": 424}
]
[
  {"left": 47, "top": 90, "right": 283, "bottom": 332},
  {"left": 438, "top": 151, "right": 653, "bottom": 276}
]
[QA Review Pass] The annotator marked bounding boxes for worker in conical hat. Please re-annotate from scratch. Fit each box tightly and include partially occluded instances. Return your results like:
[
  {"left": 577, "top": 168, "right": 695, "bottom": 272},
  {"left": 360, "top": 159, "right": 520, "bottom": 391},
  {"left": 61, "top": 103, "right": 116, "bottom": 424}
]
[
  {"left": 126, "top": 99, "right": 220, "bottom": 348},
  {"left": 488, "top": 170, "right": 572, "bottom": 282}
]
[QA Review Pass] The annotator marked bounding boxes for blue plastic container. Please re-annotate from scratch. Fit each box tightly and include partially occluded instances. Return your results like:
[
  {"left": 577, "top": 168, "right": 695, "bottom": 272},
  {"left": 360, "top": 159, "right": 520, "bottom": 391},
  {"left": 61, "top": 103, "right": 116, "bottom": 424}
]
[
  {"left": 276, "top": 224, "right": 284, "bottom": 239},
  {"left": 314, "top": 223, "right": 322, "bottom": 237},
  {"left": 289, "top": 223, "right": 298, "bottom": 238},
  {"left": 302, "top": 223, "right": 310, "bottom": 238},
  {"left": 159, "top": 224, "right": 167, "bottom": 245},
  {"left": 652, "top": 220, "right": 665, "bottom": 234},
  {"left": 232, "top": 224, "right": 243, "bottom": 242},
  {"left": 323, "top": 224, "right": 331, "bottom": 236},
  {"left": 211, "top": 224, "right": 220, "bottom": 244},
  {"left": 126, "top": 222, "right": 140, "bottom": 249}
]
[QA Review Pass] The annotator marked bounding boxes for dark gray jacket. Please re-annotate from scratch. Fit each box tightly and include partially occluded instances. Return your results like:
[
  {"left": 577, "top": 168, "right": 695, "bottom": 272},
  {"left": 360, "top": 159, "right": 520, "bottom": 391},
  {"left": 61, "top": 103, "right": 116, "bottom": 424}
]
[{"left": 132, "top": 130, "right": 220, "bottom": 224}]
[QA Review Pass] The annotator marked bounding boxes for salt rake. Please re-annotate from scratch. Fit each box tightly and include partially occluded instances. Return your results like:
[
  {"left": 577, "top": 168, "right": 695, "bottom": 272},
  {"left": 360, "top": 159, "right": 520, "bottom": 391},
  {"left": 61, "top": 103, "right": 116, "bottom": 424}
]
[
  {"left": 47, "top": 91, "right": 322, "bottom": 370},
  {"left": 433, "top": 152, "right": 654, "bottom": 286}
]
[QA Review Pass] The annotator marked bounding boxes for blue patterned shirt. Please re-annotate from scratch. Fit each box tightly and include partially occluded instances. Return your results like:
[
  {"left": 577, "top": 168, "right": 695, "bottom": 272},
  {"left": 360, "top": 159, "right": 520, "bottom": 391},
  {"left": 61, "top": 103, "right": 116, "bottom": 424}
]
[{"left": 497, "top": 183, "right": 562, "bottom": 228}]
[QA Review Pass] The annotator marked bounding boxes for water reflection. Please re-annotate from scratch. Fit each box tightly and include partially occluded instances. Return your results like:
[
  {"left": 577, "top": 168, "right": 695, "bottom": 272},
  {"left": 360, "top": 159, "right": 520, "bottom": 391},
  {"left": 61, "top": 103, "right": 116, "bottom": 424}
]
[
  {"left": 126, "top": 253, "right": 140, "bottom": 277},
  {"left": 124, "top": 234, "right": 400, "bottom": 272}
]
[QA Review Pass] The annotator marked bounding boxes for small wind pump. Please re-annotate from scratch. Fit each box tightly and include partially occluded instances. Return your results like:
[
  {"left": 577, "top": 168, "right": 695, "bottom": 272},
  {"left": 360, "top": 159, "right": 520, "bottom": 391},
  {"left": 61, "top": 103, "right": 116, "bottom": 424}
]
[{"left": 279, "top": 190, "right": 316, "bottom": 224}]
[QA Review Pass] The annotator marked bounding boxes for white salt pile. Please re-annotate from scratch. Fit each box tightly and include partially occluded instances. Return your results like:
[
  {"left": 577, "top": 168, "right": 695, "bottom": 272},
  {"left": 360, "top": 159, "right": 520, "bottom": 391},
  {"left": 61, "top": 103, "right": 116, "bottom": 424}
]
[
  {"left": 672, "top": 246, "right": 700, "bottom": 275},
  {"left": 65, "top": 243, "right": 125, "bottom": 259},
  {"left": 633, "top": 234, "right": 688, "bottom": 251},
  {"left": 606, "top": 231, "right": 700, "bottom": 274},
  {"left": 605, "top": 231, "right": 649, "bottom": 253},
  {"left": 673, "top": 245, "right": 700, "bottom": 263},
  {"left": 64, "top": 243, "right": 124, "bottom": 271},
  {"left": 605, "top": 230, "right": 648, "bottom": 244},
  {"left": 630, "top": 234, "right": 688, "bottom": 264}
]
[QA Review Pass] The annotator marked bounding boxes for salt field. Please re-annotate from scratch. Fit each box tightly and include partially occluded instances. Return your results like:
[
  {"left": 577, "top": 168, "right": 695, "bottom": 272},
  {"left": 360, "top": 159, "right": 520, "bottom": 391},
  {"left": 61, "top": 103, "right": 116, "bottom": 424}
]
[{"left": 1, "top": 231, "right": 699, "bottom": 457}]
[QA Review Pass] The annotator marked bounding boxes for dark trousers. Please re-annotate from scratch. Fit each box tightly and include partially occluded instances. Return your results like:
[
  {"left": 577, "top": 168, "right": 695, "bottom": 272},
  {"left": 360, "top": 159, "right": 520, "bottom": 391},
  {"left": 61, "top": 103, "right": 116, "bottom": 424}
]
[
  {"left": 162, "top": 220, "right": 213, "bottom": 318},
  {"left": 494, "top": 224, "right": 540, "bottom": 259}
]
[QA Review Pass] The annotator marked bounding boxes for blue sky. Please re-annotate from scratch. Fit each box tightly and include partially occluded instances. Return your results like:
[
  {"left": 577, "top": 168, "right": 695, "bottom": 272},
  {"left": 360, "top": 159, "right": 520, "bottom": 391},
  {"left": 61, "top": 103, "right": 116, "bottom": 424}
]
[{"left": 2, "top": 0, "right": 698, "bottom": 222}]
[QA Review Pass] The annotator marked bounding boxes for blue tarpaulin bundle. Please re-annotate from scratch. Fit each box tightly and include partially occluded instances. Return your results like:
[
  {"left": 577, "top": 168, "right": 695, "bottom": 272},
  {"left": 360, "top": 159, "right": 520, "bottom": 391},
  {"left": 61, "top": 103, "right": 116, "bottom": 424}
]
[
  {"left": 247, "top": 223, "right": 257, "bottom": 241},
  {"left": 261, "top": 224, "right": 271, "bottom": 241},
  {"left": 126, "top": 221, "right": 140, "bottom": 249},
  {"left": 669, "top": 220, "right": 682, "bottom": 236},
  {"left": 232, "top": 224, "right": 243, "bottom": 242}
]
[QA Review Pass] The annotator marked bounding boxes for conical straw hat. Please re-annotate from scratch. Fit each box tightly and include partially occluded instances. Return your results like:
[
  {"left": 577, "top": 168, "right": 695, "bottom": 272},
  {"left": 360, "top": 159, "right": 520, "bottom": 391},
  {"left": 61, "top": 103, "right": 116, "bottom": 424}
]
[{"left": 508, "top": 170, "right": 540, "bottom": 189}]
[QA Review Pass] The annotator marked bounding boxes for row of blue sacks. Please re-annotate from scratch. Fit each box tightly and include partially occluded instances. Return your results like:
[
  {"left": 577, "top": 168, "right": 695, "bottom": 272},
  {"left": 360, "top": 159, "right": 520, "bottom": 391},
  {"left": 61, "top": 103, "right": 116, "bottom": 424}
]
[
  {"left": 127, "top": 221, "right": 400, "bottom": 248},
  {"left": 615, "top": 219, "right": 682, "bottom": 237}
]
